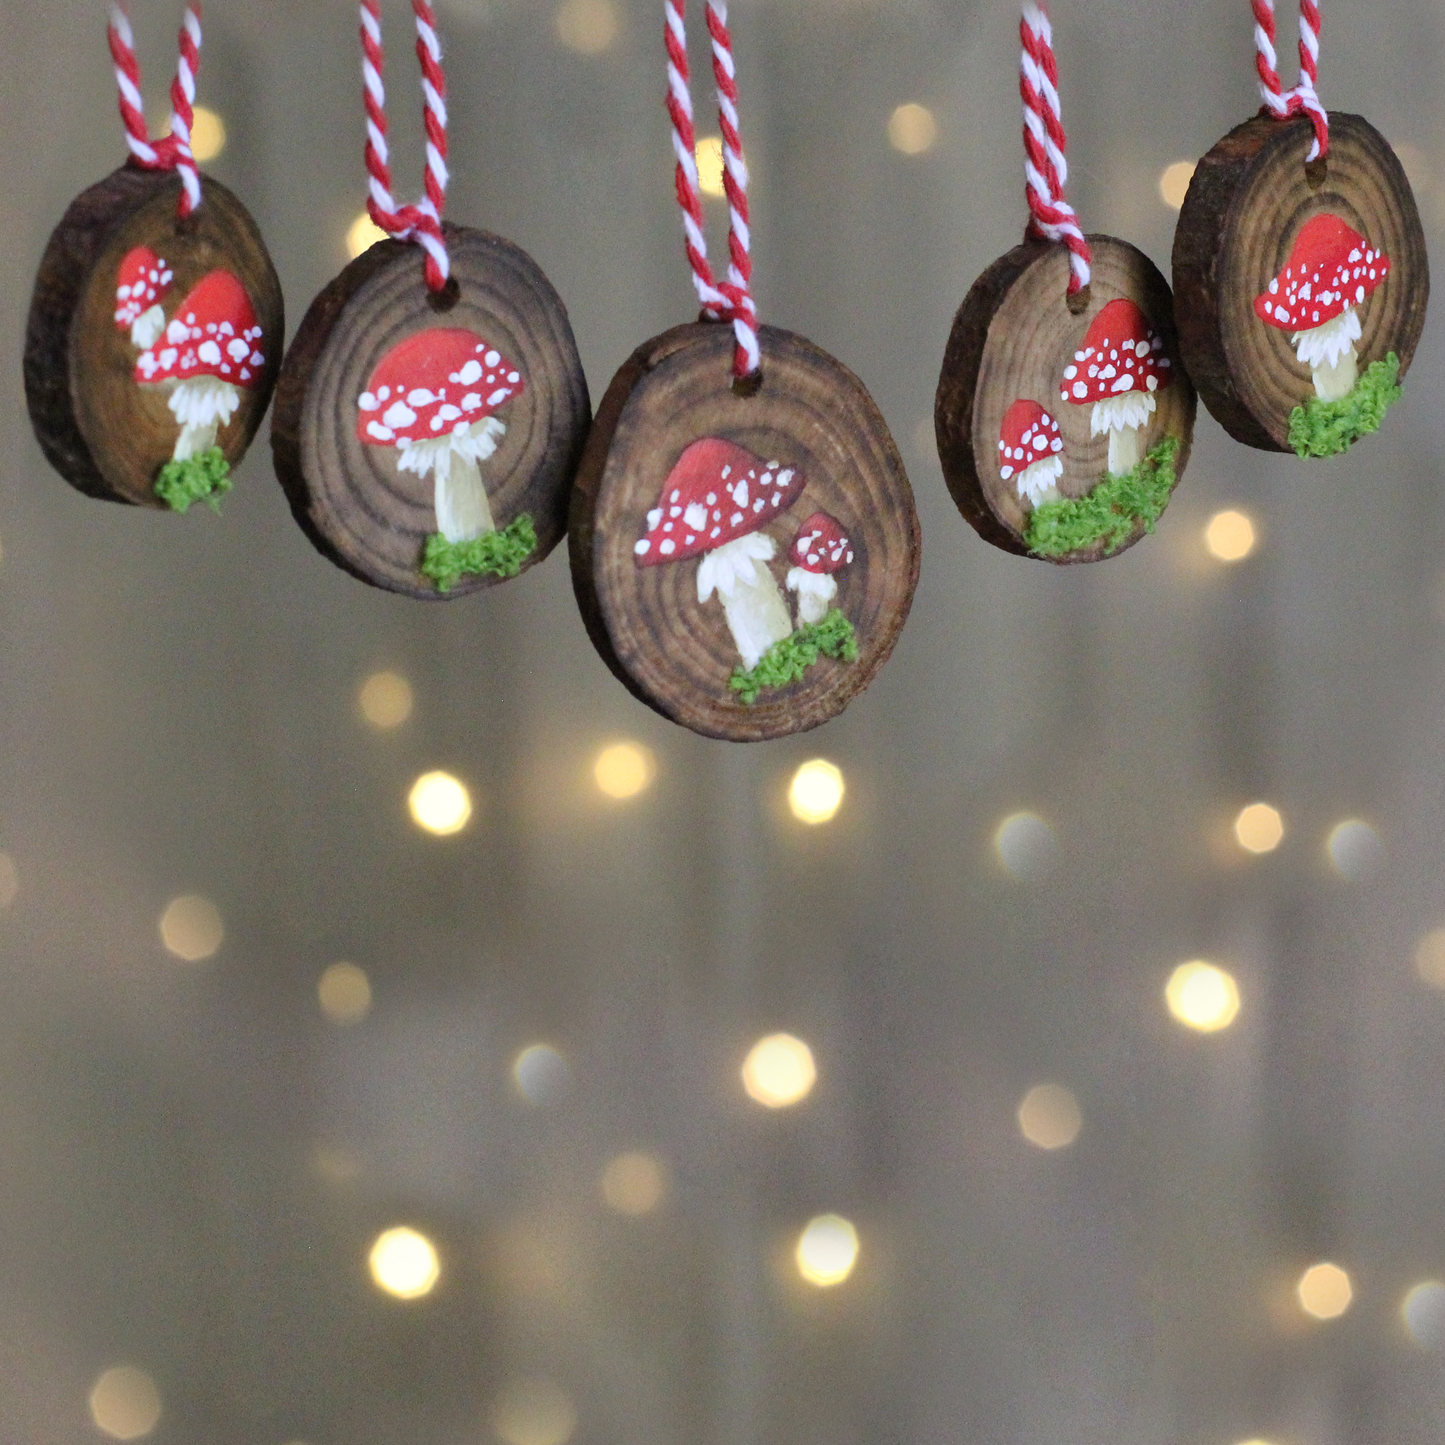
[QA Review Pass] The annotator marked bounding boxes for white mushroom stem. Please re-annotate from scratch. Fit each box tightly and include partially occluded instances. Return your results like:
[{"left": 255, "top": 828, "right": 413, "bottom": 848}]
[
  {"left": 397, "top": 417, "right": 507, "bottom": 543},
  {"left": 167, "top": 376, "right": 242, "bottom": 461},
  {"left": 1090, "top": 390, "right": 1157, "bottom": 475},
  {"left": 130, "top": 306, "right": 166, "bottom": 351},
  {"left": 697, "top": 532, "right": 792, "bottom": 671},
  {"left": 786, "top": 568, "right": 837, "bottom": 626},
  {"left": 1015, "top": 454, "right": 1064, "bottom": 508},
  {"left": 1292, "top": 307, "right": 1362, "bottom": 402}
]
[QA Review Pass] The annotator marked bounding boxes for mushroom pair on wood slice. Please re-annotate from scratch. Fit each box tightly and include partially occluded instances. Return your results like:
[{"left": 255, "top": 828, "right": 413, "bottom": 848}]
[
  {"left": 1172, "top": 112, "right": 1428, "bottom": 458},
  {"left": 272, "top": 224, "right": 590, "bottom": 600},
  {"left": 25, "top": 165, "right": 283, "bottom": 509},
  {"left": 936, "top": 235, "right": 1195, "bottom": 564},
  {"left": 571, "top": 321, "right": 919, "bottom": 742}
]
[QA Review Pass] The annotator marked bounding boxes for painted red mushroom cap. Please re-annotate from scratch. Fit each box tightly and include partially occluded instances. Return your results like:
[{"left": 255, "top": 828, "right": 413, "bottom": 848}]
[
  {"left": 1252, "top": 213, "right": 1390, "bottom": 332},
  {"left": 134, "top": 269, "right": 264, "bottom": 388},
  {"left": 634, "top": 438, "right": 806, "bottom": 567},
  {"left": 1061, "top": 299, "right": 1171, "bottom": 406},
  {"left": 997, "top": 399, "right": 1062, "bottom": 482},
  {"left": 789, "top": 512, "right": 853, "bottom": 574},
  {"left": 114, "top": 246, "right": 173, "bottom": 332},
  {"left": 356, "top": 329, "right": 524, "bottom": 448}
]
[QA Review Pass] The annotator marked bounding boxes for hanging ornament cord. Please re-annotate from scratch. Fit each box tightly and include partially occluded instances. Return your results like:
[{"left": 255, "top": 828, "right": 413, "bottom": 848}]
[
  {"left": 666, "top": 0, "right": 760, "bottom": 384},
  {"left": 360, "top": 0, "right": 451, "bottom": 293},
  {"left": 108, "top": 3, "right": 203, "bottom": 219},
  {"left": 1019, "top": 2, "right": 1091, "bottom": 299},
  {"left": 1253, "top": 0, "right": 1329, "bottom": 162}
]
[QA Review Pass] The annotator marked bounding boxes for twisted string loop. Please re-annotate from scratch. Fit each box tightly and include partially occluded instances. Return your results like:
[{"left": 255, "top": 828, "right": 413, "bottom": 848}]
[
  {"left": 1252, "top": 0, "right": 1329, "bottom": 161},
  {"left": 108, "top": 4, "right": 203, "bottom": 219}
]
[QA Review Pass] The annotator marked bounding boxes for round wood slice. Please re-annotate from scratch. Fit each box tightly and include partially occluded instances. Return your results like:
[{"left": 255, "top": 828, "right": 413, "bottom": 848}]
[
  {"left": 570, "top": 321, "right": 921, "bottom": 742},
  {"left": 935, "top": 235, "right": 1196, "bottom": 563},
  {"left": 1172, "top": 111, "right": 1428, "bottom": 453},
  {"left": 24, "top": 164, "right": 283, "bottom": 508},
  {"left": 271, "top": 224, "right": 590, "bottom": 600}
]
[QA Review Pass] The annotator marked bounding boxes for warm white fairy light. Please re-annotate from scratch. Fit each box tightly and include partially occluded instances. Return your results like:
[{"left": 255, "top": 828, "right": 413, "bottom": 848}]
[
  {"left": 189, "top": 105, "right": 226, "bottom": 162},
  {"left": 491, "top": 1379, "right": 577, "bottom": 1445},
  {"left": 409, "top": 771, "right": 472, "bottom": 835},
  {"left": 742, "top": 1033, "right": 816, "bottom": 1107},
  {"left": 600, "top": 1151, "right": 669, "bottom": 1215},
  {"left": 594, "top": 741, "right": 654, "bottom": 799},
  {"left": 1165, "top": 961, "right": 1240, "bottom": 1032},
  {"left": 1327, "top": 819, "right": 1383, "bottom": 879},
  {"left": 358, "top": 670, "right": 413, "bottom": 728},
  {"left": 347, "top": 212, "right": 388, "bottom": 259},
  {"left": 1017, "top": 1083, "right": 1082, "bottom": 1150},
  {"left": 1205, "top": 509, "right": 1256, "bottom": 561},
  {"left": 1297, "top": 1260, "right": 1352, "bottom": 1320},
  {"left": 89, "top": 1367, "right": 162, "bottom": 1441},
  {"left": 159, "top": 894, "right": 224, "bottom": 961},
  {"left": 555, "top": 0, "right": 619, "bottom": 54},
  {"left": 318, "top": 962, "right": 372, "bottom": 1026},
  {"left": 369, "top": 1226, "right": 440, "bottom": 1299},
  {"left": 695, "top": 135, "right": 725, "bottom": 198},
  {"left": 795, "top": 1214, "right": 859, "bottom": 1286},
  {"left": 1234, "top": 802, "right": 1284, "bottom": 853},
  {"left": 888, "top": 102, "right": 938, "bottom": 155},
  {"left": 1158, "top": 159, "right": 1196, "bottom": 209},
  {"left": 788, "top": 760, "right": 845, "bottom": 824}
]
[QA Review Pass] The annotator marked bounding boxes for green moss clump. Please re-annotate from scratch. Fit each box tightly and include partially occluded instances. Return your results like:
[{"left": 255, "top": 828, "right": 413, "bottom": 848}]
[
  {"left": 1287, "top": 353, "right": 1402, "bottom": 459},
  {"left": 1025, "top": 436, "right": 1180, "bottom": 561},
  {"left": 421, "top": 513, "right": 537, "bottom": 592},
  {"left": 730, "top": 608, "right": 859, "bottom": 705},
  {"left": 154, "top": 447, "right": 233, "bottom": 514}
]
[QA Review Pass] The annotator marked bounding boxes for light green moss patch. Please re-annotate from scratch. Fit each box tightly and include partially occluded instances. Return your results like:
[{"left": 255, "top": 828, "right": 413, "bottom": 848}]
[
  {"left": 1287, "top": 353, "right": 1402, "bottom": 459},
  {"left": 154, "top": 447, "right": 233, "bottom": 514},
  {"left": 1025, "top": 436, "right": 1179, "bottom": 561},
  {"left": 730, "top": 608, "right": 858, "bottom": 705},
  {"left": 421, "top": 513, "right": 537, "bottom": 592}
]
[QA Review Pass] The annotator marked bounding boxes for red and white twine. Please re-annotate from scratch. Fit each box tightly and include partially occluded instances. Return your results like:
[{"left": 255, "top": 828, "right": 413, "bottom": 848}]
[
  {"left": 108, "top": 3, "right": 203, "bottom": 218},
  {"left": 666, "top": 0, "right": 759, "bottom": 382},
  {"left": 1019, "top": 2, "right": 1090, "bottom": 296},
  {"left": 1252, "top": 0, "right": 1329, "bottom": 162},
  {"left": 360, "top": 0, "right": 451, "bottom": 292}
]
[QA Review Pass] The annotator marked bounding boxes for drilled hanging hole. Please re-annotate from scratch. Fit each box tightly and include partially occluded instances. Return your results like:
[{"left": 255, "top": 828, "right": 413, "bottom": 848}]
[
  {"left": 1066, "top": 283, "right": 1092, "bottom": 317},
  {"left": 732, "top": 369, "right": 763, "bottom": 399},
  {"left": 1305, "top": 157, "right": 1329, "bottom": 189},
  {"left": 427, "top": 275, "right": 461, "bottom": 313}
]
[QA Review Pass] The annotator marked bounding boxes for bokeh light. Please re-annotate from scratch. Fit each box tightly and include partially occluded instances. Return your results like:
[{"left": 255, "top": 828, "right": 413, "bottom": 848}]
[
  {"left": 1165, "top": 961, "right": 1240, "bottom": 1033},
  {"left": 788, "top": 760, "right": 845, "bottom": 824},
  {"left": 409, "top": 771, "right": 472, "bottom": 835},
  {"left": 347, "top": 211, "right": 388, "bottom": 259},
  {"left": 1328, "top": 819, "right": 1383, "bottom": 879},
  {"left": 1403, "top": 1280, "right": 1445, "bottom": 1347},
  {"left": 1234, "top": 802, "right": 1284, "bottom": 854},
  {"left": 318, "top": 962, "right": 372, "bottom": 1026},
  {"left": 159, "top": 894, "right": 223, "bottom": 961},
  {"left": 1297, "top": 1260, "right": 1352, "bottom": 1320},
  {"left": 189, "top": 105, "right": 226, "bottom": 162},
  {"left": 89, "top": 1366, "right": 162, "bottom": 1441},
  {"left": 695, "top": 135, "right": 725, "bottom": 198},
  {"left": 1158, "top": 159, "right": 1196, "bottom": 209},
  {"left": 358, "top": 670, "right": 413, "bottom": 729},
  {"left": 994, "top": 812, "right": 1058, "bottom": 880},
  {"left": 1415, "top": 929, "right": 1445, "bottom": 988},
  {"left": 600, "top": 1151, "right": 669, "bottom": 1215},
  {"left": 491, "top": 1379, "right": 577, "bottom": 1445},
  {"left": 888, "top": 102, "right": 938, "bottom": 155},
  {"left": 368, "top": 1226, "right": 440, "bottom": 1299},
  {"left": 1017, "top": 1083, "right": 1082, "bottom": 1150},
  {"left": 593, "top": 741, "right": 655, "bottom": 800},
  {"left": 513, "top": 1043, "right": 571, "bottom": 1103},
  {"left": 0, "top": 852, "right": 17, "bottom": 909},
  {"left": 1205, "top": 509, "right": 1257, "bottom": 561},
  {"left": 796, "top": 1214, "right": 859, "bottom": 1287},
  {"left": 742, "top": 1033, "right": 817, "bottom": 1108},
  {"left": 554, "top": 0, "right": 618, "bottom": 54}
]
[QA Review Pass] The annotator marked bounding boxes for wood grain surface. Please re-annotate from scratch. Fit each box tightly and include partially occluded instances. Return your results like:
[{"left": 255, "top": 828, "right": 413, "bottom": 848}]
[
  {"left": 272, "top": 224, "right": 590, "bottom": 599},
  {"left": 25, "top": 164, "right": 283, "bottom": 506},
  {"left": 1172, "top": 112, "right": 1428, "bottom": 451},
  {"left": 570, "top": 322, "right": 921, "bottom": 742},
  {"left": 936, "top": 236, "right": 1195, "bottom": 563}
]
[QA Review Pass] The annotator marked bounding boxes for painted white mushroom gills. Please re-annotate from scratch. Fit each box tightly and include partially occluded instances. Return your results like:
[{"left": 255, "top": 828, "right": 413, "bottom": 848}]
[
  {"left": 786, "top": 510, "right": 854, "bottom": 625},
  {"left": 114, "top": 245, "right": 174, "bottom": 352},
  {"left": 998, "top": 399, "right": 1064, "bottom": 508}
]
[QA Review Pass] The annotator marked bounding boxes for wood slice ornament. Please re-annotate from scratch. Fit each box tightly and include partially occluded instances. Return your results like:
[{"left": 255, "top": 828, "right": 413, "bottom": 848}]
[{"left": 24, "top": 8, "right": 282, "bottom": 513}]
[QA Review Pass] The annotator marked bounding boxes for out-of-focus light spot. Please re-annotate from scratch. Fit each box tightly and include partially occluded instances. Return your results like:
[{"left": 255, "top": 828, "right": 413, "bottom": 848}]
[
  {"left": 1158, "top": 159, "right": 1196, "bottom": 209},
  {"left": 1403, "top": 1280, "right": 1445, "bottom": 1347},
  {"left": 369, "top": 1226, "right": 440, "bottom": 1299},
  {"left": 1328, "top": 819, "right": 1383, "bottom": 879},
  {"left": 600, "top": 1151, "right": 669, "bottom": 1215},
  {"left": 695, "top": 135, "right": 725, "bottom": 198},
  {"left": 1017, "top": 1083, "right": 1082, "bottom": 1150},
  {"left": 347, "top": 211, "right": 388, "bottom": 259},
  {"left": 89, "top": 1367, "right": 162, "bottom": 1441},
  {"left": 1165, "top": 960, "right": 1240, "bottom": 1032},
  {"left": 513, "top": 1043, "right": 570, "bottom": 1103},
  {"left": 189, "top": 105, "right": 226, "bottom": 162},
  {"left": 0, "top": 852, "right": 17, "bottom": 909},
  {"left": 888, "top": 102, "right": 938, "bottom": 155},
  {"left": 318, "top": 962, "right": 372, "bottom": 1026},
  {"left": 788, "top": 759, "right": 844, "bottom": 824},
  {"left": 1297, "top": 1260, "right": 1352, "bottom": 1320},
  {"left": 796, "top": 1213, "right": 859, "bottom": 1287},
  {"left": 555, "top": 0, "right": 618, "bottom": 53},
  {"left": 159, "top": 894, "right": 223, "bottom": 961},
  {"left": 594, "top": 740, "right": 654, "bottom": 799},
  {"left": 313, "top": 1143, "right": 362, "bottom": 1184},
  {"left": 358, "top": 670, "right": 413, "bottom": 728},
  {"left": 491, "top": 1379, "right": 577, "bottom": 1445},
  {"left": 1415, "top": 929, "right": 1445, "bottom": 989},
  {"left": 994, "top": 811, "right": 1058, "bottom": 880},
  {"left": 1205, "top": 508, "right": 1256, "bottom": 560},
  {"left": 1234, "top": 802, "right": 1284, "bottom": 854},
  {"left": 742, "top": 1033, "right": 816, "bottom": 1108},
  {"left": 409, "top": 771, "right": 472, "bottom": 835}
]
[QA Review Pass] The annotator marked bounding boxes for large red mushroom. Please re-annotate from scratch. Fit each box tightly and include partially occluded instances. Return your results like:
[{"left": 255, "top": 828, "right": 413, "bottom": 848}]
[
  {"left": 357, "top": 329, "right": 524, "bottom": 544},
  {"left": 998, "top": 399, "right": 1063, "bottom": 507},
  {"left": 634, "top": 438, "right": 805, "bottom": 670},
  {"left": 786, "top": 512, "right": 853, "bottom": 626},
  {"left": 1060, "top": 299, "right": 1172, "bottom": 476},
  {"left": 1253, "top": 213, "right": 1390, "bottom": 402},
  {"left": 114, "top": 245, "right": 173, "bottom": 350}
]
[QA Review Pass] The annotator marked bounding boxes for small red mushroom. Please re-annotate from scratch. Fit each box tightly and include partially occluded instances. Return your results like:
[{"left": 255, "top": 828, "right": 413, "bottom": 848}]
[
  {"left": 786, "top": 512, "right": 853, "bottom": 625},
  {"left": 114, "top": 246, "right": 174, "bottom": 350},
  {"left": 356, "top": 329, "right": 524, "bottom": 543},
  {"left": 634, "top": 438, "right": 805, "bottom": 670},
  {"left": 1060, "top": 299, "right": 1172, "bottom": 476},
  {"left": 134, "top": 269, "right": 265, "bottom": 464},
  {"left": 1253, "top": 213, "right": 1390, "bottom": 402},
  {"left": 998, "top": 399, "right": 1063, "bottom": 507}
]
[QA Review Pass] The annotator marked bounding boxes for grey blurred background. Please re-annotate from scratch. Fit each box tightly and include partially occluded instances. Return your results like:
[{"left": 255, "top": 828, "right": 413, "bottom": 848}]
[{"left": 4, "top": 0, "right": 1445, "bottom": 1442}]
